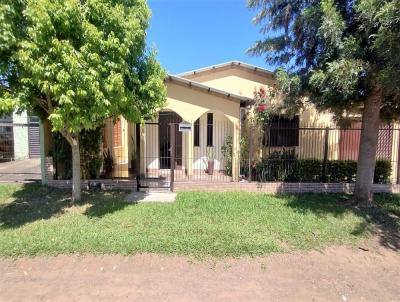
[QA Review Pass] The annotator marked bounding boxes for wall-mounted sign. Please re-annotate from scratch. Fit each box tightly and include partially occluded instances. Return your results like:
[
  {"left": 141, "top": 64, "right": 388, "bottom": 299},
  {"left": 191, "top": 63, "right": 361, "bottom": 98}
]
[{"left": 179, "top": 122, "right": 192, "bottom": 132}]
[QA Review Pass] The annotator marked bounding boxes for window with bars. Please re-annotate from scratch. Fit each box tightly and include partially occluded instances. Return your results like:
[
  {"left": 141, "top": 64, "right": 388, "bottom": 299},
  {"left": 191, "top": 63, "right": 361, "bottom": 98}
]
[
  {"left": 207, "top": 113, "right": 213, "bottom": 147},
  {"left": 194, "top": 118, "right": 200, "bottom": 147},
  {"left": 264, "top": 116, "right": 300, "bottom": 147}
]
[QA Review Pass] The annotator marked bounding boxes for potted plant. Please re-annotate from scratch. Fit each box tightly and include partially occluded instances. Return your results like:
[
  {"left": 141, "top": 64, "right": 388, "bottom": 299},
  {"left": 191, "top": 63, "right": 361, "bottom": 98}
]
[{"left": 206, "top": 148, "right": 215, "bottom": 175}]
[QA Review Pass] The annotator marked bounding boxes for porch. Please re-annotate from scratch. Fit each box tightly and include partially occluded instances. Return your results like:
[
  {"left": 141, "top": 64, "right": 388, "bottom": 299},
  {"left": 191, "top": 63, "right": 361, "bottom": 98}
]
[
  {"left": 100, "top": 76, "right": 245, "bottom": 189},
  {"left": 103, "top": 110, "right": 238, "bottom": 189}
]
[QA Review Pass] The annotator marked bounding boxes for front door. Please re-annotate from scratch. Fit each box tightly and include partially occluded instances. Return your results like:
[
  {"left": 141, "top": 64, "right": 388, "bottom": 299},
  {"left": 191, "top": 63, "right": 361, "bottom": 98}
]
[{"left": 158, "top": 112, "right": 182, "bottom": 169}]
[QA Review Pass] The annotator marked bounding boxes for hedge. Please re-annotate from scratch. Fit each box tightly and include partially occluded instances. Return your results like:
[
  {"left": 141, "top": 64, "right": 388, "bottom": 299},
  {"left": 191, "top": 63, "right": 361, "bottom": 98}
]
[{"left": 255, "top": 158, "right": 392, "bottom": 184}]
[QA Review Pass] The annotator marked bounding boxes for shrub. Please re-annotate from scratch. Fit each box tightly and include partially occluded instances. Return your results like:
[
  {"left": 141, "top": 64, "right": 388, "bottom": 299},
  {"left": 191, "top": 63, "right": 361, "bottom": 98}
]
[
  {"left": 221, "top": 135, "right": 248, "bottom": 176},
  {"left": 80, "top": 128, "right": 103, "bottom": 179},
  {"left": 254, "top": 150, "right": 392, "bottom": 184},
  {"left": 374, "top": 160, "right": 392, "bottom": 184},
  {"left": 255, "top": 150, "right": 296, "bottom": 181},
  {"left": 327, "top": 161, "right": 358, "bottom": 183},
  {"left": 221, "top": 136, "right": 233, "bottom": 176},
  {"left": 290, "top": 159, "right": 323, "bottom": 182},
  {"left": 52, "top": 127, "right": 103, "bottom": 180}
]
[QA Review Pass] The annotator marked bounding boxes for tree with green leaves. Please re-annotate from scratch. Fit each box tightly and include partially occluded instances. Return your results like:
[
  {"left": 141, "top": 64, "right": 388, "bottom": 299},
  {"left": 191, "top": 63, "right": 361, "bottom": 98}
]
[
  {"left": 0, "top": 0, "right": 166, "bottom": 201},
  {"left": 248, "top": 0, "right": 400, "bottom": 206}
]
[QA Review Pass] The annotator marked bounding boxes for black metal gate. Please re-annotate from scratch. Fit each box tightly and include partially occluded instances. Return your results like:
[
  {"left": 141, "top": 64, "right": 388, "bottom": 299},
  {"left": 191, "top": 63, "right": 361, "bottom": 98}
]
[
  {"left": 138, "top": 112, "right": 182, "bottom": 190},
  {"left": 0, "top": 120, "right": 14, "bottom": 162}
]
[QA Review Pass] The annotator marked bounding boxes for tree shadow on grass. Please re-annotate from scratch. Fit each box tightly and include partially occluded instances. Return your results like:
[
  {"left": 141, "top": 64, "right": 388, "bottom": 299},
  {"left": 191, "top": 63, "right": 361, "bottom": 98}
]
[
  {"left": 83, "top": 191, "right": 135, "bottom": 218},
  {"left": 0, "top": 184, "right": 132, "bottom": 229},
  {"left": 281, "top": 193, "right": 400, "bottom": 252}
]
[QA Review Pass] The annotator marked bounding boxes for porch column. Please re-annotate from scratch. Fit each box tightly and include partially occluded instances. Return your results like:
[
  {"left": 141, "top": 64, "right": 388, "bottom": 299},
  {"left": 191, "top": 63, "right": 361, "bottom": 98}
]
[
  {"left": 40, "top": 119, "right": 53, "bottom": 185},
  {"left": 186, "top": 131, "right": 193, "bottom": 176},
  {"left": 127, "top": 122, "right": 133, "bottom": 169},
  {"left": 391, "top": 123, "right": 400, "bottom": 184},
  {"left": 232, "top": 118, "right": 240, "bottom": 181}
]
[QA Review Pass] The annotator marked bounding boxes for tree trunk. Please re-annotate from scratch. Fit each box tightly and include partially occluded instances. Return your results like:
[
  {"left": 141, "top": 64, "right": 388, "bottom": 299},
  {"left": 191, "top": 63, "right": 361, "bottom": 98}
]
[
  {"left": 354, "top": 86, "right": 382, "bottom": 207},
  {"left": 61, "top": 131, "right": 82, "bottom": 202},
  {"left": 70, "top": 137, "right": 82, "bottom": 202}
]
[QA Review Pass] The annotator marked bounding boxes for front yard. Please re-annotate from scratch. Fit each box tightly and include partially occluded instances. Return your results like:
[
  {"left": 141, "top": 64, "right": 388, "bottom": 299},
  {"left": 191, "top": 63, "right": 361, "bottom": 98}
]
[{"left": 0, "top": 184, "right": 399, "bottom": 257}]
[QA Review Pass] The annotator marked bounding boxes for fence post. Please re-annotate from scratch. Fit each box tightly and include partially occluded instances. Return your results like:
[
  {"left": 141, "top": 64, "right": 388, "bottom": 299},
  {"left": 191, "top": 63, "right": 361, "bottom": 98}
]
[
  {"left": 247, "top": 123, "right": 252, "bottom": 182},
  {"left": 135, "top": 123, "right": 141, "bottom": 191},
  {"left": 170, "top": 123, "right": 175, "bottom": 192},
  {"left": 323, "top": 126, "right": 330, "bottom": 183}
]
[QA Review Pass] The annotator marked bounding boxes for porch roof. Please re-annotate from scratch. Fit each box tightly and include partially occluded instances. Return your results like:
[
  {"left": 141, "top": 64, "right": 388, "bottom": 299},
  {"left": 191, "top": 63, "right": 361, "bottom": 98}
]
[{"left": 166, "top": 74, "right": 253, "bottom": 106}]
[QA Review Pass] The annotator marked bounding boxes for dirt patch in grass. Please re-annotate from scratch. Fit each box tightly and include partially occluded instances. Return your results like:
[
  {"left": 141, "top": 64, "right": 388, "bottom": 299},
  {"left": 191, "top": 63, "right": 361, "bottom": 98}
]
[{"left": 0, "top": 245, "right": 399, "bottom": 301}]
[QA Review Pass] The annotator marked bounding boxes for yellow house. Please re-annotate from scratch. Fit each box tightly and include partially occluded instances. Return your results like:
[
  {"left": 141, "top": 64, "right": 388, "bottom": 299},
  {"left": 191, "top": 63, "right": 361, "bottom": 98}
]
[
  {"left": 42, "top": 61, "right": 400, "bottom": 186},
  {"left": 102, "top": 61, "right": 366, "bottom": 185}
]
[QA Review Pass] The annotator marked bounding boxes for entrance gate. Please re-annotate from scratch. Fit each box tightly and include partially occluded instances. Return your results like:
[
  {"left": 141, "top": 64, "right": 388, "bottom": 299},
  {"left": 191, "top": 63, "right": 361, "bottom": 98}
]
[{"left": 137, "top": 112, "right": 182, "bottom": 191}]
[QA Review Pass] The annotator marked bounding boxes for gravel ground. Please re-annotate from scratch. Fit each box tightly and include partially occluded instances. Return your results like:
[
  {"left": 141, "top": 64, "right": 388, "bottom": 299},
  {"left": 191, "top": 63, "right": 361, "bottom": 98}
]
[{"left": 0, "top": 245, "right": 399, "bottom": 302}]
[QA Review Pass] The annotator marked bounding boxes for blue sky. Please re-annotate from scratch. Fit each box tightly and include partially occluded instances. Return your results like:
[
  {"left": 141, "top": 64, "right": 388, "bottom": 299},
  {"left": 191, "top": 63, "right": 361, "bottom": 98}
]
[{"left": 147, "top": 0, "right": 270, "bottom": 74}]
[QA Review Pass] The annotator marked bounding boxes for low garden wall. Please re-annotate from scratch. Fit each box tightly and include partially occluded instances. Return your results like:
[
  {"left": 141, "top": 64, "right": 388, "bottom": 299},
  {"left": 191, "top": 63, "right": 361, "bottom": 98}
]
[
  {"left": 46, "top": 178, "right": 400, "bottom": 194},
  {"left": 174, "top": 182, "right": 400, "bottom": 194},
  {"left": 47, "top": 179, "right": 136, "bottom": 191}
]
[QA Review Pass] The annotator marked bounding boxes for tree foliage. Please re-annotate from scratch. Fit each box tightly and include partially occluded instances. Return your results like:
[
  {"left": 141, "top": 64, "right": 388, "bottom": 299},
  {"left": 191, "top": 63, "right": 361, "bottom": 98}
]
[
  {"left": 0, "top": 0, "right": 166, "bottom": 200},
  {"left": 1, "top": 0, "right": 166, "bottom": 129},
  {"left": 0, "top": 91, "right": 14, "bottom": 116},
  {"left": 248, "top": 0, "right": 400, "bottom": 119},
  {"left": 248, "top": 0, "right": 400, "bottom": 205}
]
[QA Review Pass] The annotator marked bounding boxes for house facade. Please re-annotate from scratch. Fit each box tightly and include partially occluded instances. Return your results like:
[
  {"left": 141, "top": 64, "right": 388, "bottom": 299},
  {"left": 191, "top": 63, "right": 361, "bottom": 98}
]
[{"left": 40, "top": 61, "right": 400, "bottom": 187}]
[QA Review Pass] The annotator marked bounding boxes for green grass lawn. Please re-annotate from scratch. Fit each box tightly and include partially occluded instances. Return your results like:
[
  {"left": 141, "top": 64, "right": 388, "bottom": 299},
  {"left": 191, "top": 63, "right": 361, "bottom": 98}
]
[{"left": 0, "top": 184, "right": 399, "bottom": 257}]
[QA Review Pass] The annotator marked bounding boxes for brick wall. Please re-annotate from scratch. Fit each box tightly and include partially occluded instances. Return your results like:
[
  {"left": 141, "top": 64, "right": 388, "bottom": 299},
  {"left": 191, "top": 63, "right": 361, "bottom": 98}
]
[
  {"left": 174, "top": 182, "right": 400, "bottom": 194},
  {"left": 47, "top": 179, "right": 400, "bottom": 194},
  {"left": 44, "top": 156, "right": 136, "bottom": 191},
  {"left": 47, "top": 179, "right": 137, "bottom": 191}
]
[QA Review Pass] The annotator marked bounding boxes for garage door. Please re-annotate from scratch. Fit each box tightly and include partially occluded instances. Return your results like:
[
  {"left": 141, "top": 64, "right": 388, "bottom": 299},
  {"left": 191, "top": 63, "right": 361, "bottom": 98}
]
[{"left": 28, "top": 117, "right": 40, "bottom": 158}]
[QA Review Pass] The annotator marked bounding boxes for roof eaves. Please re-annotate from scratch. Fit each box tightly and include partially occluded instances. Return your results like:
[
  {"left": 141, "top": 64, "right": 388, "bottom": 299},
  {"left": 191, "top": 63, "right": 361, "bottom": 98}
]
[
  {"left": 166, "top": 75, "right": 253, "bottom": 105},
  {"left": 176, "top": 61, "right": 274, "bottom": 78}
]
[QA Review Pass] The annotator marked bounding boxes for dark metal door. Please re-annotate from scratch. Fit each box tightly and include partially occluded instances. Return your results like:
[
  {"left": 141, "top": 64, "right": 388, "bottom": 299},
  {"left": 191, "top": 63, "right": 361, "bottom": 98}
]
[{"left": 0, "top": 116, "right": 14, "bottom": 162}]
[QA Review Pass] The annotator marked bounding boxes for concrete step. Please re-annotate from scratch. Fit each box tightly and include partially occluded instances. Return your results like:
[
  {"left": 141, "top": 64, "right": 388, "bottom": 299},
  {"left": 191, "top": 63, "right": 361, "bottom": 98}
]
[
  {"left": 139, "top": 187, "right": 171, "bottom": 193},
  {"left": 125, "top": 191, "right": 176, "bottom": 203}
]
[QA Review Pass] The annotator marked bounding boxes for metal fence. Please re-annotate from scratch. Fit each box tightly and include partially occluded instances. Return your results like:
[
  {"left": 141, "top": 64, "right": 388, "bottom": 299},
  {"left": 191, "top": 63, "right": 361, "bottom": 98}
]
[
  {"left": 101, "top": 118, "right": 400, "bottom": 187},
  {"left": 241, "top": 124, "right": 399, "bottom": 184},
  {"left": 139, "top": 117, "right": 234, "bottom": 189}
]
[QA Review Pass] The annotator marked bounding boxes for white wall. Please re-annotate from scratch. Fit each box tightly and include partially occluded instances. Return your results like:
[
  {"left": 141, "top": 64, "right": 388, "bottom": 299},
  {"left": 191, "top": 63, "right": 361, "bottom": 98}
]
[
  {"left": 192, "top": 111, "right": 232, "bottom": 171},
  {"left": 12, "top": 111, "right": 29, "bottom": 160}
]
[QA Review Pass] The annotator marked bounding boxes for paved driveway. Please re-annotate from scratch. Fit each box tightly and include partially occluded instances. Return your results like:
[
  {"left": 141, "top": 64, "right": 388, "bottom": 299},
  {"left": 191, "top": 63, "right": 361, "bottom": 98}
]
[{"left": 0, "top": 158, "right": 41, "bottom": 182}]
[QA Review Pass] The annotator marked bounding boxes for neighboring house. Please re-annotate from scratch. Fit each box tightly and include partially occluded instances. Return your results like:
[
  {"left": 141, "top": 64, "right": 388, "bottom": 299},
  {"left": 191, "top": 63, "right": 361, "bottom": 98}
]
[
  {"left": 0, "top": 111, "right": 40, "bottom": 161},
  {"left": 40, "top": 61, "right": 400, "bottom": 186}
]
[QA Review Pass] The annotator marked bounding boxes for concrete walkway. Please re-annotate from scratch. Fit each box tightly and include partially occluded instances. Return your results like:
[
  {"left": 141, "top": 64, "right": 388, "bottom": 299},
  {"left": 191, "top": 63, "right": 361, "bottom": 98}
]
[
  {"left": 125, "top": 191, "right": 177, "bottom": 203},
  {"left": 0, "top": 158, "right": 41, "bottom": 183}
]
